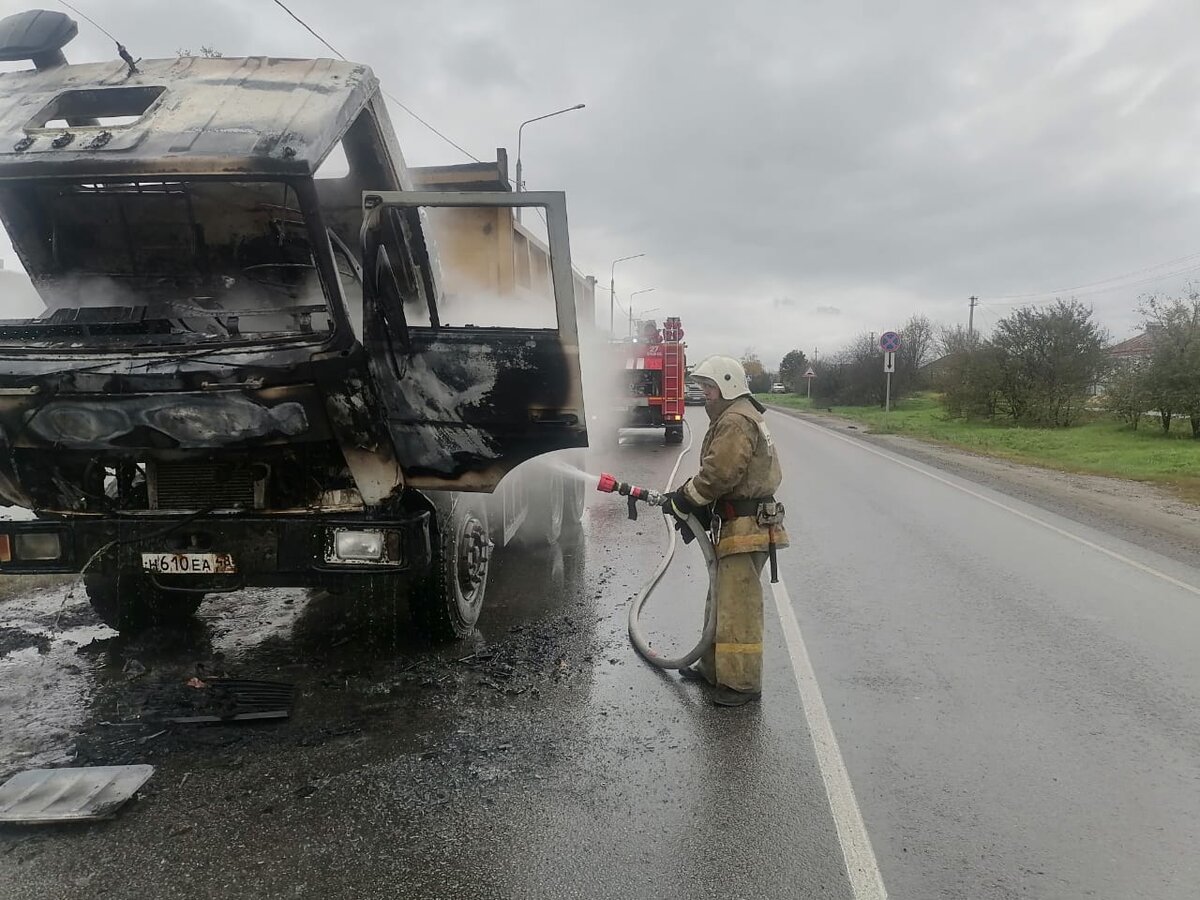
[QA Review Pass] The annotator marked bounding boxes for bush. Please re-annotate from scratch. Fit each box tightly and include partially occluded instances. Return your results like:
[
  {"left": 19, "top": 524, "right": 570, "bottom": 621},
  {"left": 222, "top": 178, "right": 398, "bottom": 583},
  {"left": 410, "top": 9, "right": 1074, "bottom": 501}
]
[{"left": 937, "top": 300, "right": 1109, "bottom": 427}]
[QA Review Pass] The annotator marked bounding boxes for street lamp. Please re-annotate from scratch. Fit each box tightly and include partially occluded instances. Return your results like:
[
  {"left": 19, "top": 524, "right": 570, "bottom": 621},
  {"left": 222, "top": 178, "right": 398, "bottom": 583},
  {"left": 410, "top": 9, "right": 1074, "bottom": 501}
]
[
  {"left": 610, "top": 253, "right": 645, "bottom": 336},
  {"left": 515, "top": 103, "right": 585, "bottom": 218}
]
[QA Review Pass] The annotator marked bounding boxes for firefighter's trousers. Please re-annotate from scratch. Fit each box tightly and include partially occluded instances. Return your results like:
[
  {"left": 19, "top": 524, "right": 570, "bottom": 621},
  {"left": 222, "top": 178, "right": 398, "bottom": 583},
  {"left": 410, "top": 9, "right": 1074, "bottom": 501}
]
[{"left": 697, "top": 551, "right": 768, "bottom": 693}]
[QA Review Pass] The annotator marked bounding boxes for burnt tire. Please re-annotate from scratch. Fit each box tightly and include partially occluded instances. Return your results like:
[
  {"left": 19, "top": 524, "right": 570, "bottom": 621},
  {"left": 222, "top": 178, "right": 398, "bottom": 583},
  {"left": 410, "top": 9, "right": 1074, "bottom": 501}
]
[
  {"left": 409, "top": 496, "right": 492, "bottom": 641},
  {"left": 85, "top": 571, "right": 204, "bottom": 633}
]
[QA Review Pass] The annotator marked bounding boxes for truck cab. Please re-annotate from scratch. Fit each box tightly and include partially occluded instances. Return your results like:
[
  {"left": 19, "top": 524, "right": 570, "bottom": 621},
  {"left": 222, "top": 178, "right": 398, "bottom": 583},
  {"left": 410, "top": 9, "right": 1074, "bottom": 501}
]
[{"left": 0, "top": 10, "right": 590, "bottom": 637}]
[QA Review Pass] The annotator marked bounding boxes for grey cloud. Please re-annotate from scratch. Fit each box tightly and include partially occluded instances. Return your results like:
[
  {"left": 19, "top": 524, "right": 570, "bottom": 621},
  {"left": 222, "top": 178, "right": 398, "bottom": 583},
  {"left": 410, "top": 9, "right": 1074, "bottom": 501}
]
[{"left": 1, "top": 0, "right": 1196, "bottom": 368}]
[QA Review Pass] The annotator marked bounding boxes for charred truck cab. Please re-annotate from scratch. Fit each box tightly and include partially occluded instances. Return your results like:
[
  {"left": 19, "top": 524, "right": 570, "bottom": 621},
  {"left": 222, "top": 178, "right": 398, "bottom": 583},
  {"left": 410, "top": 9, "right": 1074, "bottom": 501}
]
[{"left": 0, "top": 11, "right": 590, "bottom": 637}]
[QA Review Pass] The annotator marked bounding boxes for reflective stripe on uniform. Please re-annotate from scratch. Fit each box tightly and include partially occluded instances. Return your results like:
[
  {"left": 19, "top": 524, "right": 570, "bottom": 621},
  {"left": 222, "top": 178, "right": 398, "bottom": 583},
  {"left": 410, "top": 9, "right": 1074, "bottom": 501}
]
[
  {"left": 715, "top": 642, "right": 763, "bottom": 655},
  {"left": 683, "top": 479, "right": 710, "bottom": 506}
]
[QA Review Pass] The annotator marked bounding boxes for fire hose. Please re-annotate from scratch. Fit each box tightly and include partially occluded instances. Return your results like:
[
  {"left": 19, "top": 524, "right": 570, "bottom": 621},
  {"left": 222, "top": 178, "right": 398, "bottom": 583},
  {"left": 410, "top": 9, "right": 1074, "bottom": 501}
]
[{"left": 595, "top": 427, "right": 718, "bottom": 670}]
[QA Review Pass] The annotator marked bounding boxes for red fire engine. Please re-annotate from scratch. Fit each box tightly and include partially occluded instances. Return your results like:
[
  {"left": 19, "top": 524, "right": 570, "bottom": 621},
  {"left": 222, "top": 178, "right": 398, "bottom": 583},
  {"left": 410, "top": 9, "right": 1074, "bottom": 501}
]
[{"left": 614, "top": 316, "right": 686, "bottom": 444}]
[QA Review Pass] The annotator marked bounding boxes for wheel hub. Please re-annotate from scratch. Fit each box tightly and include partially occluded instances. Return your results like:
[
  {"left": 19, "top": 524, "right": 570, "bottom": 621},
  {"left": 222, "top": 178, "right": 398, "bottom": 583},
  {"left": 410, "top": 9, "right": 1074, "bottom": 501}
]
[{"left": 456, "top": 516, "right": 492, "bottom": 594}]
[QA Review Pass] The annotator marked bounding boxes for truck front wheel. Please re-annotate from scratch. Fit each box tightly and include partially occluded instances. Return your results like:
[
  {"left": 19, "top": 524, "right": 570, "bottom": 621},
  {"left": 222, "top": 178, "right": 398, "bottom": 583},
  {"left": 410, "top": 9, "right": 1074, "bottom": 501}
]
[
  {"left": 85, "top": 571, "right": 204, "bottom": 633},
  {"left": 409, "top": 496, "right": 493, "bottom": 640}
]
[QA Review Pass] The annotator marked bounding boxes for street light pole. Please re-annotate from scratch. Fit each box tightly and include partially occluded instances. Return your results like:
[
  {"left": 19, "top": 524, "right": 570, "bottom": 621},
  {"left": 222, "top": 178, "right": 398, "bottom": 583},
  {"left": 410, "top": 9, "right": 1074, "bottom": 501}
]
[
  {"left": 610, "top": 253, "right": 645, "bottom": 336},
  {"left": 515, "top": 103, "right": 585, "bottom": 220}
]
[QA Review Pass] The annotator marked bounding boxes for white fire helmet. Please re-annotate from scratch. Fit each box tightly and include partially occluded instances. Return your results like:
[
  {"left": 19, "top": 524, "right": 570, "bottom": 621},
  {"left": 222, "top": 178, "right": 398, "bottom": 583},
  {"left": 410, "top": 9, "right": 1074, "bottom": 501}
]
[{"left": 691, "top": 355, "right": 751, "bottom": 400}]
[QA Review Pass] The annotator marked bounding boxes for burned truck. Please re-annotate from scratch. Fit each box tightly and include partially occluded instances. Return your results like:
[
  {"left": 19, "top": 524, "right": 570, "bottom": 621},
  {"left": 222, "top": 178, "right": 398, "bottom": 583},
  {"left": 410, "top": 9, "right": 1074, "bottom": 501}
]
[{"left": 0, "top": 10, "right": 591, "bottom": 637}]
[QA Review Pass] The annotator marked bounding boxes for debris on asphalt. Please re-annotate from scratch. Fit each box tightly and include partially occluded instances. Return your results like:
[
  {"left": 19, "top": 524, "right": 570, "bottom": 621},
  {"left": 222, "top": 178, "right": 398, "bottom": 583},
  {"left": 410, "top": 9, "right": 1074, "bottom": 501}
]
[
  {"left": 0, "top": 765, "right": 154, "bottom": 825},
  {"left": 157, "top": 679, "right": 295, "bottom": 725}
]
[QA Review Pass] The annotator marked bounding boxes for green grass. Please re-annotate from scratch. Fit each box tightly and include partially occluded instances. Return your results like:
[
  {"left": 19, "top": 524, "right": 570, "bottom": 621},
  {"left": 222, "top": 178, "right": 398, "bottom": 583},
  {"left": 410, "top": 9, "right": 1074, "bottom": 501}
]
[{"left": 757, "top": 392, "right": 1200, "bottom": 501}]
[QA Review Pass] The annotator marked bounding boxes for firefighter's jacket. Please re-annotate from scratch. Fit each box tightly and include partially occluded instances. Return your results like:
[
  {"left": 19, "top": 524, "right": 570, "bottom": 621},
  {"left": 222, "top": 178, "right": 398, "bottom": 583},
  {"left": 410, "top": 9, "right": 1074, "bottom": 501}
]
[{"left": 681, "top": 396, "right": 789, "bottom": 558}]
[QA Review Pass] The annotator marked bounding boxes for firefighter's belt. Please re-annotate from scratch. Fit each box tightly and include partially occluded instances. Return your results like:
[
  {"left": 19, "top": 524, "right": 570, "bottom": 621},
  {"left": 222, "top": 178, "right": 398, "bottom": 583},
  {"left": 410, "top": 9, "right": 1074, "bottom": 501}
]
[{"left": 716, "top": 497, "right": 777, "bottom": 519}]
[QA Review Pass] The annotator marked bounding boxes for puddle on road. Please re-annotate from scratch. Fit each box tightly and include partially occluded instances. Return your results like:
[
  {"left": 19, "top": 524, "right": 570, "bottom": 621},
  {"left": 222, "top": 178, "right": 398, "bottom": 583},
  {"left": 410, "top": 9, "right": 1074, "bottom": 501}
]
[
  {"left": 0, "top": 583, "right": 315, "bottom": 779},
  {"left": 0, "top": 541, "right": 602, "bottom": 783},
  {"left": 0, "top": 585, "right": 112, "bottom": 773}
]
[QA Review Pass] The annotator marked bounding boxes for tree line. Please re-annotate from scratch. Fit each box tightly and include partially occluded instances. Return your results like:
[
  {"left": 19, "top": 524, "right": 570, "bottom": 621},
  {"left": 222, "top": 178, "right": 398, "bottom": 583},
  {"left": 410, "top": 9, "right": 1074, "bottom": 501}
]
[
  {"left": 1104, "top": 294, "right": 1200, "bottom": 435},
  {"left": 753, "top": 289, "right": 1200, "bottom": 436}
]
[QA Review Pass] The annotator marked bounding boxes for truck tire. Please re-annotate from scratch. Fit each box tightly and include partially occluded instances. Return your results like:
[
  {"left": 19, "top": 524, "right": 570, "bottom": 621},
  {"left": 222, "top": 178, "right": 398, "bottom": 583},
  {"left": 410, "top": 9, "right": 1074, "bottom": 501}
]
[
  {"left": 665, "top": 425, "right": 684, "bottom": 445},
  {"left": 519, "top": 470, "right": 565, "bottom": 546},
  {"left": 409, "top": 495, "right": 493, "bottom": 640},
  {"left": 562, "top": 470, "right": 586, "bottom": 535},
  {"left": 85, "top": 571, "right": 204, "bottom": 633}
]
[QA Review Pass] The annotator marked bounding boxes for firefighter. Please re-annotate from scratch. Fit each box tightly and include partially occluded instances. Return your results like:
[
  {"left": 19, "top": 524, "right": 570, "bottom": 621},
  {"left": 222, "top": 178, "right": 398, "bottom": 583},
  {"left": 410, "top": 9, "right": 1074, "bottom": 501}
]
[{"left": 663, "top": 355, "right": 788, "bottom": 706}]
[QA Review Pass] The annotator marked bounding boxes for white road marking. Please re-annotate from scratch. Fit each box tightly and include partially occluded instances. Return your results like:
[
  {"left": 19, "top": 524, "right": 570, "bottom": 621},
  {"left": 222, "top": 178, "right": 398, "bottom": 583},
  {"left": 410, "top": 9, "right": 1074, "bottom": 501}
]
[
  {"left": 772, "top": 576, "right": 888, "bottom": 900},
  {"left": 774, "top": 412, "right": 1200, "bottom": 599}
]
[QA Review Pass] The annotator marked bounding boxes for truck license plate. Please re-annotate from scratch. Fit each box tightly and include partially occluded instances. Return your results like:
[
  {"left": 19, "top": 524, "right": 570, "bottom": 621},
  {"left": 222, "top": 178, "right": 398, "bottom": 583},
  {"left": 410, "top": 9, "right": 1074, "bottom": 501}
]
[{"left": 141, "top": 553, "right": 236, "bottom": 575}]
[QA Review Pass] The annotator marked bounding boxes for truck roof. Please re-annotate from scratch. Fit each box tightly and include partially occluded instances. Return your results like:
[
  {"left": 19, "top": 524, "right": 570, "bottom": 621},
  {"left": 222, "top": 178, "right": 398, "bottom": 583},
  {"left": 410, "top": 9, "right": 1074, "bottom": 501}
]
[{"left": 0, "top": 55, "right": 375, "bottom": 179}]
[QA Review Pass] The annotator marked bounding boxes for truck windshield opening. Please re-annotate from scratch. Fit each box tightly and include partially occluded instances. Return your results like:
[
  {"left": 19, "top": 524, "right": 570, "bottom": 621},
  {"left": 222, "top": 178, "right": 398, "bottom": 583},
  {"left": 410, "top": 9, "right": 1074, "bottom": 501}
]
[{"left": 0, "top": 178, "right": 334, "bottom": 347}]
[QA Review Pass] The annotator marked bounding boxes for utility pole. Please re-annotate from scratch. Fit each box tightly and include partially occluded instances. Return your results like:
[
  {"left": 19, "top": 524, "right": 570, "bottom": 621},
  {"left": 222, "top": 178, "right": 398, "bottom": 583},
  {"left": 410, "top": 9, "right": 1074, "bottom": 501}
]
[{"left": 968, "top": 296, "right": 978, "bottom": 336}]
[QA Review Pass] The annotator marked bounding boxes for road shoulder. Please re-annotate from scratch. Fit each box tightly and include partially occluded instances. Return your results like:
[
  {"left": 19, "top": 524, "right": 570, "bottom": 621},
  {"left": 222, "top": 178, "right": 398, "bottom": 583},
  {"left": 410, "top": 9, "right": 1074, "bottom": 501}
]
[{"left": 765, "top": 404, "right": 1200, "bottom": 571}]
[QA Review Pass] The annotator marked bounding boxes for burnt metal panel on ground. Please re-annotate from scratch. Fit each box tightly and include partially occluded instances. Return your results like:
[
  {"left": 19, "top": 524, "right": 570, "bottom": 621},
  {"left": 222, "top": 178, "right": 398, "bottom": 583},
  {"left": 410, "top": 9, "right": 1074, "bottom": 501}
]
[{"left": 0, "top": 765, "right": 153, "bottom": 824}]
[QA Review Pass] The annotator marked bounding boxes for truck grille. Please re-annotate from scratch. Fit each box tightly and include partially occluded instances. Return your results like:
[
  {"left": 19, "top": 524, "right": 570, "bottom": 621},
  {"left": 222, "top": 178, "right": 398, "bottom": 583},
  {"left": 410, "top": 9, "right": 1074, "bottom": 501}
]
[{"left": 152, "top": 462, "right": 257, "bottom": 510}]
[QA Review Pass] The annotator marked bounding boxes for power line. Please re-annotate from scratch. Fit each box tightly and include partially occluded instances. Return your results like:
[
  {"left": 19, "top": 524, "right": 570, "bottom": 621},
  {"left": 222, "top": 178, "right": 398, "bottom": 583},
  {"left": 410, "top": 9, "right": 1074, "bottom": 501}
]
[
  {"left": 985, "top": 248, "right": 1200, "bottom": 303},
  {"left": 986, "top": 260, "right": 1200, "bottom": 305},
  {"left": 382, "top": 90, "right": 481, "bottom": 163},
  {"left": 56, "top": 0, "right": 120, "bottom": 43},
  {"left": 269, "top": 0, "right": 480, "bottom": 163},
  {"left": 271, "top": 0, "right": 343, "bottom": 58}
]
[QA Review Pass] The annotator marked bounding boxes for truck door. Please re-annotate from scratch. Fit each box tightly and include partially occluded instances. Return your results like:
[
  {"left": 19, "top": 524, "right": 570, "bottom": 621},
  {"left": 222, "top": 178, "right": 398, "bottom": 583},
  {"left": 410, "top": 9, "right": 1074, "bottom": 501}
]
[{"left": 359, "top": 190, "right": 587, "bottom": 492}]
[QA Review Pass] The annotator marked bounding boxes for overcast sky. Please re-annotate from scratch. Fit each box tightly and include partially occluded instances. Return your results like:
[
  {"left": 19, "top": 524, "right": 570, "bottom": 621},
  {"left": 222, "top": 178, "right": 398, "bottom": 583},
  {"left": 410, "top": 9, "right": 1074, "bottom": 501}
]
[{"left": 2, "top": 0, "right": 1200, "bottom": 366}]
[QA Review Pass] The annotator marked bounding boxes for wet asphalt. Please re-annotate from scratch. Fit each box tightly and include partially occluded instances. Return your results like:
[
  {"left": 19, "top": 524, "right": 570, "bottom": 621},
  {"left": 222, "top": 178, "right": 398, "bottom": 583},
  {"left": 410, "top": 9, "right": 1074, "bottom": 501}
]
[{"left": 3, "top": 408, "right": 1200, "bottom": 899}]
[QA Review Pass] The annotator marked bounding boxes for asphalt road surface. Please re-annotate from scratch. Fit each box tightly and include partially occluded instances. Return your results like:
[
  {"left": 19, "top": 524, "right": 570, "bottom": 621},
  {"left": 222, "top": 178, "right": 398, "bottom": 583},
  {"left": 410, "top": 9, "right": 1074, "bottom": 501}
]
[{"left": 2, "top": 408, "right": 1200, "bottom": 899}]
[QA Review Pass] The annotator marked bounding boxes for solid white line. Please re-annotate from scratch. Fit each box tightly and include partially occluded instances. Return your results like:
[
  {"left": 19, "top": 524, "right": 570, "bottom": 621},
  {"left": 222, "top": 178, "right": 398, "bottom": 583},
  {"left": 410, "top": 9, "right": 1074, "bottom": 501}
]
[
  {"left": 773, "top": 412, "right": 1200, "bottom": 599},
  {"left": 772, "top": 576, "right": 888, "bottom": 900}
]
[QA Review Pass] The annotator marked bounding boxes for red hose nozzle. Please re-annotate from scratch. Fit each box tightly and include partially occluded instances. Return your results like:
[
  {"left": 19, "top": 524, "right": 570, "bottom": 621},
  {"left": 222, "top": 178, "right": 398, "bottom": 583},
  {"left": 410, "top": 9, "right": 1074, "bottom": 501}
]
[{"left": 597, "top": 472, "right": 618, "bottom": 493}]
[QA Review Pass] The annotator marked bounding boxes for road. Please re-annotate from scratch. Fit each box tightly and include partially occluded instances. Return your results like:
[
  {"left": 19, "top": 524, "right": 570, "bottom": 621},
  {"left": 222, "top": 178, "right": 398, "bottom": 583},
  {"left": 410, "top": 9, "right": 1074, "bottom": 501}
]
[{"left": 3, "top": 408, "right": 1200, "bottom": 899}]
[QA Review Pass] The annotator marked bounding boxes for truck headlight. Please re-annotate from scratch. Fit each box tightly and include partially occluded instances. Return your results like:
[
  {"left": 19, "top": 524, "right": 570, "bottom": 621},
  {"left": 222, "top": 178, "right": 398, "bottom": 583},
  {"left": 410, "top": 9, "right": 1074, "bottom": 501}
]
[
  {"left": 15, "top": 532, "right": 62, "bottom": 561},
  {"left": 332, "top": 530, "right": 384, "bottom": 562}
]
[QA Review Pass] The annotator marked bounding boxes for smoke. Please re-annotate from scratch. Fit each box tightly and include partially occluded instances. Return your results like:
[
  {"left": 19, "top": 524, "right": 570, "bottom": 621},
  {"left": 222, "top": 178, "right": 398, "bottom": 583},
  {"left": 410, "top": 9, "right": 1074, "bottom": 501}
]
[
  {"left": 0, "top": 270, "right": 45, "bottom": 319},
  {"left": 435, "top": 290, "right": 557, "bottom": 329},
  {"left": 17, "top": 272, "right": 333, "bottom": 336},
  {"left": 577, "top": 322, "right": 628, "bottom": 460}
]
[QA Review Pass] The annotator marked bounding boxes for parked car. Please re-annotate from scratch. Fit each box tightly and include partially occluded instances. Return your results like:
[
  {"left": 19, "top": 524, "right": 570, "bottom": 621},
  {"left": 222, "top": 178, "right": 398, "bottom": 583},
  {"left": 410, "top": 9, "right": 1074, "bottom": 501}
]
[
  {"left": 770, "top": 383, "right": 788, "bottom": 394},
  {"left": 684, "top": 383, "right": 706, "bottom": 405}
]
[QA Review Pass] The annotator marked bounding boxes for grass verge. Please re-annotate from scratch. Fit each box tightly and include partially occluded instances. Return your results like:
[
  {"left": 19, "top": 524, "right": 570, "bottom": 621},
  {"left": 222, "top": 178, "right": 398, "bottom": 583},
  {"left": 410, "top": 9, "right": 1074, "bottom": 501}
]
[{"left": 757, "top": 392, "right": 1200, "bottom": 502}]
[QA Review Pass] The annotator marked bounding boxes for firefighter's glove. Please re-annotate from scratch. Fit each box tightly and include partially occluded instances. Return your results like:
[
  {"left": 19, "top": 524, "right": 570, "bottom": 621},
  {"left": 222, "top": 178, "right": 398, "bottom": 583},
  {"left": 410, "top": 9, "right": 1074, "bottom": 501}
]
[
  {"left": 662, "top": 490, "right": 696, "bottom": 520},
  {"left": 662, "top": 490, "right": 698, "bottom": 544}
]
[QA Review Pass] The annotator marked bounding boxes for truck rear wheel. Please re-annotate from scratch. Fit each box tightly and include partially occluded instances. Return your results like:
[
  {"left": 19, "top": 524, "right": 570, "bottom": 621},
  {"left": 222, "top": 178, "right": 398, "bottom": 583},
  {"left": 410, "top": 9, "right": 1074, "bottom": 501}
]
[
  {"left": 665, "top": 425, "right": 684, "bottom": 445},
  {"left": 519, "top": 471, "right": 565, "bottom": 546},
  {"left": 85, "top": 571, "right": 204, "bottom": 633},
  {"left": 562, "top": 470, "right": 586, "bottom": 535},
  {"left": 409, "top": 496, "right": 493, "bottom": 640}
]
